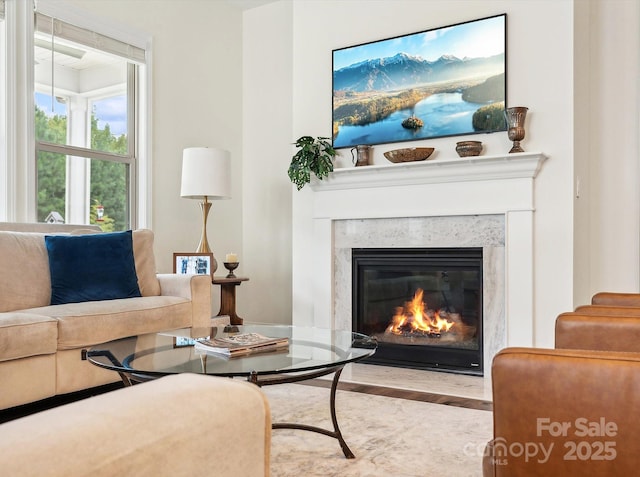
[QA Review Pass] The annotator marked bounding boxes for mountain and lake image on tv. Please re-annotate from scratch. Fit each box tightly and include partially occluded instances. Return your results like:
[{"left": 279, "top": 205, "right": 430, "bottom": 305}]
[{"left": 332, "top": 14, "right": 507, "bottom": 149}]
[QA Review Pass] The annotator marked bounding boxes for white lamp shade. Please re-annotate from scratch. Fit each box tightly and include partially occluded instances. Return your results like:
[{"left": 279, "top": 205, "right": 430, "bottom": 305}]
[{"left": 180, "top": 147, "right": 231, "bottom": 199}]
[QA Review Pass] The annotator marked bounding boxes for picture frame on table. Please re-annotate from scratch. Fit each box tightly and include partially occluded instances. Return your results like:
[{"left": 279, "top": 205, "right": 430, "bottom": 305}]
[{"left": 173, "top": 252, "right": 214, "bottom": 278}]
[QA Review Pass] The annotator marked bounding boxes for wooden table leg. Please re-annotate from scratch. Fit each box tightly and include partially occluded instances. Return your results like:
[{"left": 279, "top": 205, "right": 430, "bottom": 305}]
[{"left": 217, "top": 282, "right": 243, "bottom": 325}]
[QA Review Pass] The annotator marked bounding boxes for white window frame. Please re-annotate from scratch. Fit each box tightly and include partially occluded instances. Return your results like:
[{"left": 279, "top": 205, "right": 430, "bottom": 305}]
[
  {"left": 1, "top": 0, "right": 152, "bottom": 228},
  {"left": 0, "top": 0, "right": 6, "bottom": 220}
]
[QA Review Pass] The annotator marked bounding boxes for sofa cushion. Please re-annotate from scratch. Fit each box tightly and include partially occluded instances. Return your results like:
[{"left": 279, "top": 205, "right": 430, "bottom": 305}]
[
  {"left": 20, "top": 296, "right": 194, "bottom": 349},
  {"left": 0, "top": 313, "right": 58, "bottom": 361},
  {"left": 0, "top": 232, "right": 52, "bottom": 312},
  {"left": 45, "top": 230, "right": 142, "bottom": 305}
]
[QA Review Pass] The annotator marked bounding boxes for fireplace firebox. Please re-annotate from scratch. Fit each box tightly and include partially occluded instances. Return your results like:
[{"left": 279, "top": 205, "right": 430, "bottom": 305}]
[{"left": 352, "top": 248, "right": 483, "bottom": 375}]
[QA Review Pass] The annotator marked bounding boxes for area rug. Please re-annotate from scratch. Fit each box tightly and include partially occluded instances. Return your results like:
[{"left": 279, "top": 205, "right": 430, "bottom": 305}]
[{"left": 263, "top": 383, "right": 492, "bottom": 477}]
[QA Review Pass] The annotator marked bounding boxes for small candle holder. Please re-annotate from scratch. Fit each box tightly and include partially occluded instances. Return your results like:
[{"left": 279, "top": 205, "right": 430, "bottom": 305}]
[{"left": 223, "top": 262, "right": 239, "bottom": 278}]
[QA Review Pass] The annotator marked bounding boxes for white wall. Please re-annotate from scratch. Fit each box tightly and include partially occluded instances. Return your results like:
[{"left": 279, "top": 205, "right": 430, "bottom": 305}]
[
  {"left": 584, "top": 0, "right": 640, "bottom": 297},
  {"left": 572, "top": 0, "right": 592, "bottom": 307},
  {"left": 572, "top": 0, "right": 640, "bottom": 305},
  {"left": 242, "top": 1, "right": 294, "bottom": 323},
  {"left": 66, "top": 0, "right": 246, "bottom": 313}
]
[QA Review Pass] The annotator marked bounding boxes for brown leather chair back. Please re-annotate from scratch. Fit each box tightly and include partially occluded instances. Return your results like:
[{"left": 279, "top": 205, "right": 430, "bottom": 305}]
[
  {"left": 485, "top": 347, "right": 640, "bottom": 476},
  {"left": 591, "top": 292, "right": 640, "bottom": 307},
  {"left": 556, "top": 312, "right": 640, "bottom": 352},
  {"left": 574, "top": 305, "right": 640, "bottom": 316}
]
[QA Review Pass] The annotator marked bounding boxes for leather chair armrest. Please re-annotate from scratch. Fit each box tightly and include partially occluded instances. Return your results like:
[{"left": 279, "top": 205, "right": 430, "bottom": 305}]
[
  {"left": 592, "top": 291, "right": 640, "bottom": 306},
  {"left": 555, "top": 312, "right": 640, "bottom": 352},
  {"left": 490, "top": 347, "right": 640, "bottom": 476},
  {"left": 482, "top": 440, "right": 497, "bottom": 477}
]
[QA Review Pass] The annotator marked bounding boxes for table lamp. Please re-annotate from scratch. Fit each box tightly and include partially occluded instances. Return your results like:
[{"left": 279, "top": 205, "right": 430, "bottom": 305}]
[{"left": 180, "top": 147, "right": 231, "bottom": 272}]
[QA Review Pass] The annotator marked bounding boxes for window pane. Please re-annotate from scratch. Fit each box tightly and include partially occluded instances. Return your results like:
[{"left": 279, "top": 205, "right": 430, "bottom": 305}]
[
  {"left": 90, "top": 158, "right": 129, "bottom": 231},
  {"left": 33, "top": 14, "right": 140, "bottom": 229},
  {"left": 36, "top": 150, "right": 66, "bottom": 222},
  {"left": 34, "top": 31, "right": 128, "bottom": 151},
  {"left": 37, "top": 151, "right": 129, "bottom": 231},
  {"left": 91, "top": 95, "right": 128, "bottom": 153},
  {"left": 35, "top": 93, "right": 68, "bottom": 144},
  {"left": 0, "top": 3, "right": 5, "bottom": 220}
]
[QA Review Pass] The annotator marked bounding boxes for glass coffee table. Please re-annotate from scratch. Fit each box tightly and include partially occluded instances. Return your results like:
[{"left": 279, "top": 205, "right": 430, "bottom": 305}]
[{"left": 82, "top": 324, "right": 377, "bottom": 458}]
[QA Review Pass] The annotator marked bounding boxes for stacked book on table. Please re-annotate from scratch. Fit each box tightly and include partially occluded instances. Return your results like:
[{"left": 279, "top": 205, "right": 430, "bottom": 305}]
[{"left": 194, "top": 332, "right": 289, "bottom": 358}]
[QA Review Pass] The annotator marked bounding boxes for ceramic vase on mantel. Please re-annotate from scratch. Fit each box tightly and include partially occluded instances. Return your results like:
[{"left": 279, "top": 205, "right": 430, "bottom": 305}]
[{"left": 504, "top": 106, "right": 528, "bottom": 153}]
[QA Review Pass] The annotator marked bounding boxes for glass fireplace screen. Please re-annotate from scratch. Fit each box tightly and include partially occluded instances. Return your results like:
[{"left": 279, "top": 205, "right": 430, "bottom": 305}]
[{"left": 352, "top": 247, "right": 483, "bottom": 373}]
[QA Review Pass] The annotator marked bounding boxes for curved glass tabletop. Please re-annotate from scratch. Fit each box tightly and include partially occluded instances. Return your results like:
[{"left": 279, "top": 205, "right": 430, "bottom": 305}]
[{"left": 84, "top": 324, "right": 377, "bottom": 379}]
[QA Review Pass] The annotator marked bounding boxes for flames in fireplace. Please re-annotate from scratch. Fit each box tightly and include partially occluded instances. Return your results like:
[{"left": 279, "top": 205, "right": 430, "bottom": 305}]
[{"left": 386, "top": 289, "right": 457, "bottom": 338}]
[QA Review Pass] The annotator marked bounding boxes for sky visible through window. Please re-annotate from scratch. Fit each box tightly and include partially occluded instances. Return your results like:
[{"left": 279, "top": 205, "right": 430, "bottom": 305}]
[
  {"left": 35, "top": 92, "right": 66, "bottom": 117},
  {"left": 35, "top": 92, "right": 127, "bottom": 137}
]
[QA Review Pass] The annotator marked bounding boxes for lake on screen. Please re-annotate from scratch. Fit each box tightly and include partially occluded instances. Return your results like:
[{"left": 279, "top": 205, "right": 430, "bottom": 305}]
[{"left": 334, "top": 92, "right": 484, "bottom": 148}]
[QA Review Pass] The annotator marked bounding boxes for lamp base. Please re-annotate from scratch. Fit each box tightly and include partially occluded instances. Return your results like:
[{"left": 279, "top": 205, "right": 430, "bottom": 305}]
[{"left": 196, "top": 199, "right": 218, "bottom": 273}]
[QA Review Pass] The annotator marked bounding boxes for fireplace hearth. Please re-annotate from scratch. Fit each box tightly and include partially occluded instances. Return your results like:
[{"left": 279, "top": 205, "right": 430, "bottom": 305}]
[{"left": 352, "top": 248, "right": 483, "bottom": 375}]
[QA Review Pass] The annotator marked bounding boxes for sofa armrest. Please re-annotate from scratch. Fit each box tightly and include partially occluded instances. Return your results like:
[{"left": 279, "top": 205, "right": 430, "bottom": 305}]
[
  {"left": 488, "top": 347, "right": 640, "bottom": 476},
  {"left": 0, "top": 374, "right": 271, "bottom": 477},
  {"left": 591, "top": 291, "right": 640, "bottom": 306},
  {"left": 555, "top": 312, "right": 640, "bottom": 352},
  {"left": 157, "top": 273, "right": 212, "bottom": 328}
]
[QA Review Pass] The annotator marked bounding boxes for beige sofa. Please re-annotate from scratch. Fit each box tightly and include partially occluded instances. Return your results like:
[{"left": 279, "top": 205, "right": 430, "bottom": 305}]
[
  {"left": 0, "top": 223, "right": 212, "bottom": 410},
  {"left": 0, "top": 373, "right": 271, "bottom": 477}
]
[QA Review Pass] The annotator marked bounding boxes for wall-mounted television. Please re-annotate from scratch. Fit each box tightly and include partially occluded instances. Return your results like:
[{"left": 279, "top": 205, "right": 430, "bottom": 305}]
[{"left": 332, "top": 14, "right": 507, "bottom": 149}]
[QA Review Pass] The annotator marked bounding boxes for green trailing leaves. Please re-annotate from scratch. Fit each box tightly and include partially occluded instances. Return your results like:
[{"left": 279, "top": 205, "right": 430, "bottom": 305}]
[{"left": 288, "top": 136, "right": 337, "bottom": 190}]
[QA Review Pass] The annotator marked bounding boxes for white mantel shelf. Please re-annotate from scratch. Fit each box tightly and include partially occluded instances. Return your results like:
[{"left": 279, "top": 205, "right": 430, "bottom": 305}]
[{"left": 310, "top": 151, "right": 547, "bottom": 191}]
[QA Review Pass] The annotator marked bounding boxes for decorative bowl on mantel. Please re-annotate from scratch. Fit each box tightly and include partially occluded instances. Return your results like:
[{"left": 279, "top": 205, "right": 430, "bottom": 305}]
[
  {"left": 455, "top": 140, "right": 483, "bottom": 157},
  {"left": 383, "top": 147, "right": 435, "bottom": 163}
]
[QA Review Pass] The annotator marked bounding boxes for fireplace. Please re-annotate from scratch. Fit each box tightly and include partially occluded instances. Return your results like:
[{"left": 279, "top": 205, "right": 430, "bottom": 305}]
[
  {"left": 294, "top": 153, "right": 546, "bottom": 382},
  {"left": 352, "top": 247, "right": 483, "bottom": 375}
]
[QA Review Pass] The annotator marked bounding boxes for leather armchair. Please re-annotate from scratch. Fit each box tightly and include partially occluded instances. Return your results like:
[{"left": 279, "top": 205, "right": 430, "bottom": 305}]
[
  {"left": 573, "top": 305, "right": 640, "bottom": 316},
  {"left": 483, "top": 309, "right": 640, "bottom": 476},
  {"left": 484, "top": 347, "right": 640, "bottom": 476},
  {"left": 591, "top": 291, "right": 640, "bottom": 307},
  {"left": 572, "top": 292, "right": 640, "bottom": 316},
  {"left": 555, "top": 312, "right": 640, "bottom": 352}
]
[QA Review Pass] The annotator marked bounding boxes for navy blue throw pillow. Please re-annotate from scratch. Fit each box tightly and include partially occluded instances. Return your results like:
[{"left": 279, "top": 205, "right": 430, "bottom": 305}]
[{"left": 45, "top": 230, "right": 142, "bottom": 305}]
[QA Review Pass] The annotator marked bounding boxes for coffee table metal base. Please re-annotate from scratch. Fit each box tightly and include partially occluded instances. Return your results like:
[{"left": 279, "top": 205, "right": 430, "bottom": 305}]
[{"left": 249, "top": 366, "right": 354, "bottom": 459}]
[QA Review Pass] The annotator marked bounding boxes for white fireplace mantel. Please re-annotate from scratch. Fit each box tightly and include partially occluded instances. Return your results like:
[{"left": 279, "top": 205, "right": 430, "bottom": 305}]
[
  {"left": 310, "top": 152, "right": 547, "bottom": 192},
  {"left": 295, "top": 151, "right": 548, "bottom": 366}
]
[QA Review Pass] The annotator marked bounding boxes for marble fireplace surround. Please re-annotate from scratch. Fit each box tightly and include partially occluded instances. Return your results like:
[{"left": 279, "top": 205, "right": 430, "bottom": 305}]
[
  {"left": 296, "top": 152, "right": 547, "bottom": 374},
  {"left": 335, "top": 215, "right": 504, "bottom": 373}
]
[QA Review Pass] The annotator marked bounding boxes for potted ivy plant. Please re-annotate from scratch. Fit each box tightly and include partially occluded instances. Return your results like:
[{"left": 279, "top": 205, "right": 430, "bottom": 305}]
[{"left": 287, "top": 136, "right": 337, "bottom": 190}]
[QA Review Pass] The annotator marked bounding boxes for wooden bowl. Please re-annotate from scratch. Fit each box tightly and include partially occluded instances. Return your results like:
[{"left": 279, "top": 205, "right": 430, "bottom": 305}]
[{"left": 384, "top": 147, "right": 435, "bottom": 163}]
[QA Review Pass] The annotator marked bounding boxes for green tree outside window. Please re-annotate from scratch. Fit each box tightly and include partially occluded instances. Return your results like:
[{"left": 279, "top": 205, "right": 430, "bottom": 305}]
[{"left": 36, "top": 103, "right": 129, "bottom": 231}]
